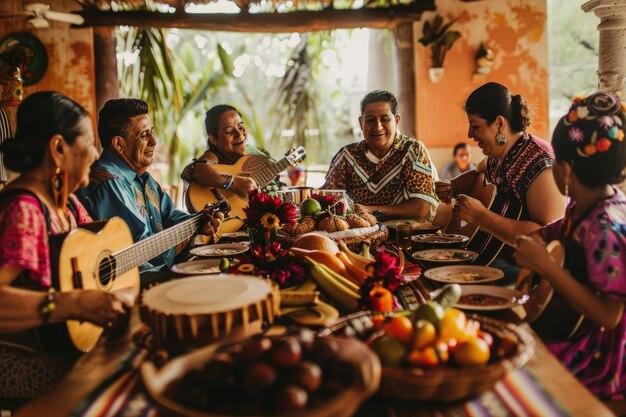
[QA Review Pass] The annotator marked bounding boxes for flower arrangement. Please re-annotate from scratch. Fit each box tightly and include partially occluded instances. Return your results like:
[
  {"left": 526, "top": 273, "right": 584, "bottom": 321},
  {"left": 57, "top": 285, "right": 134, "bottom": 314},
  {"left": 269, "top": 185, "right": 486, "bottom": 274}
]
[
  {"left": 231, "top": 242, "right": 306, "bottom": 288},
  {"left": 360, "top": 249, "right": 405, "bottom": 311},
  {"left": 244, "top": 189, "right": 297, "bottom": 246}
]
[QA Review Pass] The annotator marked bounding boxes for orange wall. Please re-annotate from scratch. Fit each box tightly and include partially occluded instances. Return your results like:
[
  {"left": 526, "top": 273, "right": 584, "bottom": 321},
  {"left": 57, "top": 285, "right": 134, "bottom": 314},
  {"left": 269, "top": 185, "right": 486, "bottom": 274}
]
[
  {"left": 0, "top": 0, "right": 96, "bottom": 129},
  {"left": 415, "top": 0, "right": 549, "bottom": 149}
]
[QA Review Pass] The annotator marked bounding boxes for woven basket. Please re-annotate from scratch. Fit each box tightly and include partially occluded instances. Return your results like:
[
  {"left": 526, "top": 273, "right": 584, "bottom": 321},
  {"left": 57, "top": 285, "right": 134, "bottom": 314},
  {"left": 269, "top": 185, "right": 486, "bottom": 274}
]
[
  {"left": 276, "top": 223, "right": 389, "bottom": 252},
  {"left": 318, "top": 311, "right": 535, "bottom": 402}
]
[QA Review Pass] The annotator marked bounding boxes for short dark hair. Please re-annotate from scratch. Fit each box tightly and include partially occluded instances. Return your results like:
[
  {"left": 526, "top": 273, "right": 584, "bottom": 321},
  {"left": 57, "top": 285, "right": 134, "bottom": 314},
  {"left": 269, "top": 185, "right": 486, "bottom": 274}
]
[
  {"left": 204, "top": 104, "right": 241, "bottom": 151},
  {"left": 0, "top": 91, "right": 87, "bottom": 173},
  {"left": 552, "top": 92, "right": 626, "bottom": 187},
  {"left": 98, "top": 98, "right": 148, "bottom": 149},
  {"left": 453, "top": 142, "right": 470, "bottom": 156},
  {"left": 360, "top": 90, "right": 398, "bottom": 116},
  {"left": 464, "top": 82, "right": 531, "bottom": 132}
]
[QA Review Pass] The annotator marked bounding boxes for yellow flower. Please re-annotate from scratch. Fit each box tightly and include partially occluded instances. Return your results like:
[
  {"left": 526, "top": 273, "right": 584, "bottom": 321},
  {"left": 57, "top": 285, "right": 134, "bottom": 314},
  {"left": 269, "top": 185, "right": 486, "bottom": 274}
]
[
  {"left": 238, "top": 263, "right": 255, "bottom": 273},
  {"left": 261, "top": 213, "right": 281, "bottom": 230}
]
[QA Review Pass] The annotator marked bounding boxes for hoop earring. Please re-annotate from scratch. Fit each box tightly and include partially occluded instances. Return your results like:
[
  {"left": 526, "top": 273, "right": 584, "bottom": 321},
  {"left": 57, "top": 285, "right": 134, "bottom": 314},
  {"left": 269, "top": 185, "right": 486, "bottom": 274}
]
[
  {"left": 51, "top": 167, "right": 69, "bottom": 210},
  {"left": 496, "top": 131, "right": 507, "bottom": 145}
]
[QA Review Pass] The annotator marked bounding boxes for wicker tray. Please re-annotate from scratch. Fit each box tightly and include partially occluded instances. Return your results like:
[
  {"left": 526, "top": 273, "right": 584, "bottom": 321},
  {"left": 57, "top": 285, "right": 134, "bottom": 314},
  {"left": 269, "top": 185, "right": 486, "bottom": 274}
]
[
  {"left": 276, "top": 223, "right": 389, "bottom": 252},
  {"left": 318, "top": 311, "right": 535, "bottom": 402}
]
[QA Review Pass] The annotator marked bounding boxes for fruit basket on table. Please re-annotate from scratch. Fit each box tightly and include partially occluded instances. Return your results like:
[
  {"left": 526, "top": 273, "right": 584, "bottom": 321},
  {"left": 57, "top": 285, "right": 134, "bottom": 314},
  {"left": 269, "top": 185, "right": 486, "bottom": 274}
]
[
  {"left": 318, "top": 310, "right": 534, "bottom": 402},
  {"left": 141, "top": 330, "right": 381, "bottom": 417}
]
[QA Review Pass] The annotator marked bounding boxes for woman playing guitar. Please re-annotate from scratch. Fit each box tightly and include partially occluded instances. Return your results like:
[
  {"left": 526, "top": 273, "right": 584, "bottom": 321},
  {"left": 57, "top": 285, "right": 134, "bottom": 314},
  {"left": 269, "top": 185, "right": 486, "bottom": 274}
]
[
  {"left": 436, "top": 83, "right": 565, "bottom": 283},
  {"left": 0, "top": 92, "right": 135, "bottom": 401},
  {"left": 515, "top": 92, "right": 626, "bottom": 400}
]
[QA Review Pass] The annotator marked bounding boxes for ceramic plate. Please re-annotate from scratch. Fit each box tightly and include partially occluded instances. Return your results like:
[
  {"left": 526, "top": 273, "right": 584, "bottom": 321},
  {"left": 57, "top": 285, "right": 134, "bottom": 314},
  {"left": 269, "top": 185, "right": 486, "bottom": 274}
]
[
  {"left": 189, "top": 243, "right": 248, "bottom": 258},
  {"left": 412, "top": 249, "right": 478, "bottom": 263},
  {"left": 455, "top": 285, "right": 529, "bottom": 311},
  {"left": 412, "top": 233, "right": 469, "bottom": 245},
  {"left": 424, "top": 265, "right": 504, "bottom": 284},
  {"left": 171, "top": 259, "right": 222, "bottom": 275},
  {"left": 384, "top": 219, "right": 442, "bottom": 233}
]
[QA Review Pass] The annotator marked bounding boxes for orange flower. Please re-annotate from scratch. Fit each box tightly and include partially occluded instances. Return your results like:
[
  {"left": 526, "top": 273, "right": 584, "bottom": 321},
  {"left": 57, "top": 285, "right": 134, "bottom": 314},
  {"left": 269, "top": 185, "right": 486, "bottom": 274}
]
[
  {"left": 584, "top": 143, "right": 597, "bottom": 155},
  {"left": 596, "top": 138, "right": 612, "bottom": 152},
  {"left": 568, "top": 110, "right": 578, "bottom": 122},
  {"left": 572, "top": 96, "right": 586, "bottom": 104},
  {"left": 620, "top": 102, "right": 626, "bottom": 112},
  {"left": 618, "top": 129, "right": 624, "bottom": 142}
]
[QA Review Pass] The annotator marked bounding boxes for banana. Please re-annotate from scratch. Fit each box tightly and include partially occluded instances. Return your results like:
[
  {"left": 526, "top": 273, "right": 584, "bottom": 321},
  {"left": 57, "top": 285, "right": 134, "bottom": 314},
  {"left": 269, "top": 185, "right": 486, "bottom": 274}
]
[
  {"left": 306, "top": 256, "right": 360, "bottom": 312},
  {"left": 360, "top": 241, "right": 373, "bottom": 259},
  {"left": 338, "top": 241, "right": 375, "bottom": 271},
  {"left": 316, "top": 261, "right": 360, "bottom": 293},
  {"left": 280, "top": 290, "right": 320, "bottom": 306},
  {"left": 283, "top": 278, "right": 317, "bottom": 292},
  {"left": 336, "top": 251, "right": 372, "bottom": 285}
]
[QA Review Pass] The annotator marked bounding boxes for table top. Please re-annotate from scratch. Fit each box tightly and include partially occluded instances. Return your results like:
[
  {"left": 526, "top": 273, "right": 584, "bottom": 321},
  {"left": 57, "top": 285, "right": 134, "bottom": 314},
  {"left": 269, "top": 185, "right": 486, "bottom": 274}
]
[{"left": 14, "top": 304, "right": 614, "bottom": 417}]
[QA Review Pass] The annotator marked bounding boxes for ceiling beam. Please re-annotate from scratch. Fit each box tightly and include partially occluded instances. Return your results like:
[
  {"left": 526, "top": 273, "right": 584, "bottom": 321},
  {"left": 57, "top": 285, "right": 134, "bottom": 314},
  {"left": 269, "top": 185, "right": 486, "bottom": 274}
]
[{"left": 77, "top": 2, "right": 434, "bottom": 32}]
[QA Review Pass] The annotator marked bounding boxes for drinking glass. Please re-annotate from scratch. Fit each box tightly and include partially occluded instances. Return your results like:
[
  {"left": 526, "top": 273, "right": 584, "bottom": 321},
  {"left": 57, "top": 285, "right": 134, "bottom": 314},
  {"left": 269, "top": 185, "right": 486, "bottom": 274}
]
[{"left": 396, "top": 222, "right": 413, "bottom": 251}]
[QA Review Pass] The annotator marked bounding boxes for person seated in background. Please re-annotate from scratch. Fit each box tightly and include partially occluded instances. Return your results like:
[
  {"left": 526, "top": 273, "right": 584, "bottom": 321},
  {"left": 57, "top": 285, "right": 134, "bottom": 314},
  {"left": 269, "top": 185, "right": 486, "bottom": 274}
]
[
  {"left": 77, "top": 99, "right": 223, "bottom": 287},
  {"left": 0, "top": 92, "right": 134, "bottom": 401},
  {"left": 181, "top": 104, "right": 261, "bottom": 196},
  {"left": 440, "top": 142, "right": 475, "bottom": 179},
  {"left": 323, "top": 90, "right": 438, "bottom": 219},
  {"left": 515, "top": 92, "right": 626, "bottom": 399}
]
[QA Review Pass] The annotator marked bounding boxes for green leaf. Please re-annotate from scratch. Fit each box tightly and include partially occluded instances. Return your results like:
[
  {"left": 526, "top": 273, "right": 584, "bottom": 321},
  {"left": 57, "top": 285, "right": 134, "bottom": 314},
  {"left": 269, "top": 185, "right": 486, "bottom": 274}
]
[{"left": 218, "top": 43, "right": 235, "bottom": 77}]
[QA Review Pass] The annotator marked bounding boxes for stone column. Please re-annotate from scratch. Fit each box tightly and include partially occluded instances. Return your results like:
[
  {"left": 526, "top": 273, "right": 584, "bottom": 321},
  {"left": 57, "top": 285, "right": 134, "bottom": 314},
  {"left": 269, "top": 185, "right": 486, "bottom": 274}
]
[
  {"left": 582, "top": 0, "right": 626, "bottom": 96},
  {"left": 392, "top": 22, "right": 417, "bottom": 139}
]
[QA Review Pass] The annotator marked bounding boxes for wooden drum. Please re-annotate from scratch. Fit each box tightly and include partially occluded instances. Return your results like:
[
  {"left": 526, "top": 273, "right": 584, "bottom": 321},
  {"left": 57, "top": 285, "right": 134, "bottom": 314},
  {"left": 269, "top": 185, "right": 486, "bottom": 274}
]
[{"left": 140, "top": 275, "right": 280, "bottom": 352}]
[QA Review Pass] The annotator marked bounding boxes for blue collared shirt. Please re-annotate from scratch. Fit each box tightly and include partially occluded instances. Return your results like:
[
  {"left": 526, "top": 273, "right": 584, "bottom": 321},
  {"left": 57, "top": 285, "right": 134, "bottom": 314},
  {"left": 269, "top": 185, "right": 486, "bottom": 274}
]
[{"left": 76, "top": 149, "right": 192, "bottom": 272}]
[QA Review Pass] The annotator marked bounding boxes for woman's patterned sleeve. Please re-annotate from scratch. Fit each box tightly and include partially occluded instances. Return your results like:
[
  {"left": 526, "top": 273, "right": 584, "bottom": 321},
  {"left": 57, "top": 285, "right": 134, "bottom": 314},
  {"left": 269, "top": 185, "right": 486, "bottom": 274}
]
[
  {"left": 581, "top": 210, "right": 626, "bottom": 301},
  {"left": 322, "top": 148, "right": 347, "bottom": 190}
]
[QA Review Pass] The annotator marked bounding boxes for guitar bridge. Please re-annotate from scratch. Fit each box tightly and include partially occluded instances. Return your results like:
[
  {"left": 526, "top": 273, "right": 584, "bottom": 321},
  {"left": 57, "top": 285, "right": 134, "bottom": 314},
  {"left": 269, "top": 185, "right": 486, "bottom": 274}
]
[{"left": 71, "top": 257, "right": 83, "bottom": 290}]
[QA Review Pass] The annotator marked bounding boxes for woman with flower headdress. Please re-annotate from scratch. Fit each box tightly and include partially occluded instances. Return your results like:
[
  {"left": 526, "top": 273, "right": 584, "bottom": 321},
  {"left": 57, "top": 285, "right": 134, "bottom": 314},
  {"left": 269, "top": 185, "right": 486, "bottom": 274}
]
[{"left": 514, "top": 92, "right": 626, "bottom": 398}]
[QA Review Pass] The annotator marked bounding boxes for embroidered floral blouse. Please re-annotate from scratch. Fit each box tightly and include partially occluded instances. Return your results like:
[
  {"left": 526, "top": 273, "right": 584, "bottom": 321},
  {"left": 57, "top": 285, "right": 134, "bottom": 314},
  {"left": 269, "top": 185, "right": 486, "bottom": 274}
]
[
  {"left": 0, "top": 193, "right": 92, "bottom": 288},
  {"left": 541, "top": 189, "right": 626, "bottom": 399},
  {"left": 323, "top": 134, "right": 439, "bottom": 211}
]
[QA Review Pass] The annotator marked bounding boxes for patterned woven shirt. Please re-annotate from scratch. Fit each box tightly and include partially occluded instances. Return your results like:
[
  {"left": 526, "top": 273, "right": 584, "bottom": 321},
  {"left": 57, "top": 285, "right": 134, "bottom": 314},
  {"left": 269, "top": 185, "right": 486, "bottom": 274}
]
[{"left": 323, "top": 134, "right": 439, "bottom": 210}]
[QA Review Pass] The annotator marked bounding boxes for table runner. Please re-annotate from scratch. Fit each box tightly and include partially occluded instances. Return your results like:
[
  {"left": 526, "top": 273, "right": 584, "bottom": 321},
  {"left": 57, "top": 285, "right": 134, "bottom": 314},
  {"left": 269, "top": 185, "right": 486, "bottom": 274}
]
[{"left": 69, "top": 346, "right": 571, "bottom": 417}]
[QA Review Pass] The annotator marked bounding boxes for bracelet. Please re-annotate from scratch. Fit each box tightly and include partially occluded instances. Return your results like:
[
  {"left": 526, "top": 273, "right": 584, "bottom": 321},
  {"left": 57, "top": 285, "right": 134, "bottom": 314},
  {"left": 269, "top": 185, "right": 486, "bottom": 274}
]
[
  {"left": 40, "top": 288, "right": 57, "bottom": 325},
  {"left": 221, "top": 174, "right": 234, "bottom": 190}
]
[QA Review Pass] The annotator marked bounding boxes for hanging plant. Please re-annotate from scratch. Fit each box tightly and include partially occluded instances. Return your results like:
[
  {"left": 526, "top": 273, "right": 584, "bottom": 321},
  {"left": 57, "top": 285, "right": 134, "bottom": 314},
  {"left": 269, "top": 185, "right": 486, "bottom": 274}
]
[{"left": 418, "top": 14, "right": 462, "bottom": 68}]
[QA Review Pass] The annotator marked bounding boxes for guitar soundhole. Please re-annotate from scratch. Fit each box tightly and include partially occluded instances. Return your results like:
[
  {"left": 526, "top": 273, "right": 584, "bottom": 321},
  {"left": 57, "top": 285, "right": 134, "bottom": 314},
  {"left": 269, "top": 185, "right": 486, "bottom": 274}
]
[{"left": 98, "top": 255, "right": 116, "bottom": 288}]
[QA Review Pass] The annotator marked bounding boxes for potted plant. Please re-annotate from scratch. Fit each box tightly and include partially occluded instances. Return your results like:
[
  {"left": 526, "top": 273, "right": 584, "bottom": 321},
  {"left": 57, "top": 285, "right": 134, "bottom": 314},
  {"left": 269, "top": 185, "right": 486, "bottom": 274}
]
[{"left": 418, "top": 15, "right": 462, "bottom": 83}]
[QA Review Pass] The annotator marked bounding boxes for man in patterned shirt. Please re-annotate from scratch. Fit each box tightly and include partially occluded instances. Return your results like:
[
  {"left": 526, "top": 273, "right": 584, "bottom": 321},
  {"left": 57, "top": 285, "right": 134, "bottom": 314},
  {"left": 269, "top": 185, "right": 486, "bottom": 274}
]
[{"left": 323, "top": 90, "right": 439, "bottom": 219}]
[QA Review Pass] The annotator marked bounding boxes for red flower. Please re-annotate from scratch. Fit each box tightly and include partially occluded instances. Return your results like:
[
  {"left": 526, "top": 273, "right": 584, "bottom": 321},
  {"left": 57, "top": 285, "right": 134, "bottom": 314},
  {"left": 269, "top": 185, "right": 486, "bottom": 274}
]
[
  {"left": 244, "top": 190, "right": 297, "bottom": 228},
  {"left": 359, "top": 248, "right": 405, "bottom": 309},
  {"left": 596, "top": 137, "right": 612, "bottom": 152},
  {"left": 312, "top": 193, "right": 346, "bottom": 215}
]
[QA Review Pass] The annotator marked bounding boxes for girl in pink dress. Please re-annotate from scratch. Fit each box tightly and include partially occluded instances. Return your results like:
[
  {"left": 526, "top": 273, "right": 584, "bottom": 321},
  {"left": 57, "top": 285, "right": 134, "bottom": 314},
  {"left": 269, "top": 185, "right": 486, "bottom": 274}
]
[{"left": 515, "top": 92, "right": 626, "bottom": 399}]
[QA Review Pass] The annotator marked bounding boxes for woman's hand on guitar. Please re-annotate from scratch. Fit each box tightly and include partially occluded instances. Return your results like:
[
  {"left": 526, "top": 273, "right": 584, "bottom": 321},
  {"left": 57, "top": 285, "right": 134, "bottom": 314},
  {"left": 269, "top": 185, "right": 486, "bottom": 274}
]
[
  {"left": 435, "top": 180, "right": 456, "bottom": 204},
  {"left": 514, "top": 235, "right": 552, "bottom": 273},
  {"left": 199, "top": 209, "right": 225, "bottom": 241},
  {"left": 231, "top": 176, "right": 257, "bottom": 198},
  {"left": 452, "top": 194, "right": 485, "bottom": 225},
  {"left": 76, "top": 289, "right": 134, "bottom": 329}
]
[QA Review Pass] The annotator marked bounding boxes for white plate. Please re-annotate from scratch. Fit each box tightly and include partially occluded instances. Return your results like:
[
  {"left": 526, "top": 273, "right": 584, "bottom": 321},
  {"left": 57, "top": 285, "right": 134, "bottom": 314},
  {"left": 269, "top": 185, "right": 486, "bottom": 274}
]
[
  {"left": 412, "top": 249, "right": 478, "bottom": 263},
  {"left": 384, "top": 219, "right": 441, "bottom": 232},
  {"left": 190, "top": 243, "right": 249, "bottom": 258},
  {"left": 220, "top": 231, "right": 249, "bottom": 239},
  {"left": 424, "top": 265, "right": 503, "bottom": 284},
  {"left": 455, "top": 285, "right": 529, "bottom": 311},
  {"left": 171, "top": 259, "right": 222, "bottom": 275},
  {"left": 412, "top": 233, "right": 469, "bottom": 245}
]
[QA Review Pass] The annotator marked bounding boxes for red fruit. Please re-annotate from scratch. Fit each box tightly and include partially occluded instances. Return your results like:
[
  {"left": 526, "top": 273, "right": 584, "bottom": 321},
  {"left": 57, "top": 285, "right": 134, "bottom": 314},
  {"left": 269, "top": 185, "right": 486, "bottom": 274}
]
[
  {"left": 289, "top": 327, "right": 316, "bottom": 355},
  {"left": 296, "top": 361, "right": 323, "bottom": 393},
  {"left": 244, "top": 362, "right": 277, "bottom": 394},
  {"left": 274, "top": 385, "right": 308, "bottom": 412},
  {"left": 477, "top": 330, "right": 494, "bottom": 348},
  {"left": 238, "top": 336, "right": 272, "bottom": 362},
  {"left": 312, "top": 337, "right": 339, "bottom": 364},
  {"left": 271, "top": 336, "right": 302, "bottom": 367}
]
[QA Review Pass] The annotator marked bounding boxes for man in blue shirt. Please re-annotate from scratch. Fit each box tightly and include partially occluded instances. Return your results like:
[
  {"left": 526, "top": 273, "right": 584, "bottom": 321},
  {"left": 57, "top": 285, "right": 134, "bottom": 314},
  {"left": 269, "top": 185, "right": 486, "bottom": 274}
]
[{"left": 77, "top": 99, "right": 218, "bottom": 287}]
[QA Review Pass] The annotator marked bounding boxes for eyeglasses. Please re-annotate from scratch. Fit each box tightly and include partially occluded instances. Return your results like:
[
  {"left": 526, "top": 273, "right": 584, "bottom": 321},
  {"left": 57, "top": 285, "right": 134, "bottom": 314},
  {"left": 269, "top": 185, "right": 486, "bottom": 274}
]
[{"left": 134, "top": 127, "right": 156, "bottom": 142}]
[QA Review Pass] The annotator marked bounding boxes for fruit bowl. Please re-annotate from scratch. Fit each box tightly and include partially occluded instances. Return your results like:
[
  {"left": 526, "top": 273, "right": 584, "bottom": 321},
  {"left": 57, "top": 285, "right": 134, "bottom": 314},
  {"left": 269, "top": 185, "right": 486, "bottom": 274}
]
[
  {"left": 317, "top": 311, "right": 534, "bottom": 402},
  {"left": 276, "top": 223, "right": 388, "bottom": 252},
  {"left": 141, "top": 334, "right": 381, "bottom": 417}
]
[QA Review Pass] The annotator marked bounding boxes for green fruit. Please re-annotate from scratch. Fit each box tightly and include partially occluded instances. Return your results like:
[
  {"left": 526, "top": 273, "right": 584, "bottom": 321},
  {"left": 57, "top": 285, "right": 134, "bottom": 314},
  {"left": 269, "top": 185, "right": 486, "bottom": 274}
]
[
  {"left": 412, "top": 300, "right": 445, "bottom": 330},
  {"left": 219, "top": 258, "right": 230, "bottom": 272},
  {"left": 370, "top": 334, "right": 407, "bottom": 366},
  {"left": 300, "top": 198, "right": 322, "bottom": 216}
]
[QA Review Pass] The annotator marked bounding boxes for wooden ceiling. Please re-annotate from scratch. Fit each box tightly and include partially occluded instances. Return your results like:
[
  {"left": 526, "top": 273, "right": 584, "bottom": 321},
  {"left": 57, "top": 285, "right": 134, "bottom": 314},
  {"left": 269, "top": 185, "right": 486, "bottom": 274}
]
[{"left": 73, "top": 0, "right": 435, "bottom": 32}]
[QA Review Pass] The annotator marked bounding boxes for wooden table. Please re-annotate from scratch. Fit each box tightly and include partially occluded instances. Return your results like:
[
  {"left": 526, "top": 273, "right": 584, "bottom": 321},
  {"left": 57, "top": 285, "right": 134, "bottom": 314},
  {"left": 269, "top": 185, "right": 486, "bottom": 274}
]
[{"left": 14, "top": 308, "right": 615, "bottom": 417}]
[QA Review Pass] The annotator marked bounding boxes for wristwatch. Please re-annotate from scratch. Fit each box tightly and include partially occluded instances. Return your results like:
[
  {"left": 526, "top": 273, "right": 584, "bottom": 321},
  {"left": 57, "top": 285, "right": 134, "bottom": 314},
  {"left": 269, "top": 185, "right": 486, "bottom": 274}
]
[{"left": 221, "top": 174, "right": 234, "bottom": 190}]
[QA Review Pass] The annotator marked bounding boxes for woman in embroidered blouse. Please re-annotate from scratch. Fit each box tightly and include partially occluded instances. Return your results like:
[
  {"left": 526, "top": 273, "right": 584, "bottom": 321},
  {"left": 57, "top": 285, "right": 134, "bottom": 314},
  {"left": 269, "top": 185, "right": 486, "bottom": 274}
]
[
  {"left": 181, "top": 105, "right": 258, "bottom": 197},
  {"left": 436, "top": 82, "right": 564, "bottom": 250},
  {"left": 323, "top": 90, "right": 439, "bottom": 219},
  {"left": 515, "top": 92, "right": 626, "bottom": 399},
  {"left": 0, "top": 92, "right": 134, "bottom": 399}
]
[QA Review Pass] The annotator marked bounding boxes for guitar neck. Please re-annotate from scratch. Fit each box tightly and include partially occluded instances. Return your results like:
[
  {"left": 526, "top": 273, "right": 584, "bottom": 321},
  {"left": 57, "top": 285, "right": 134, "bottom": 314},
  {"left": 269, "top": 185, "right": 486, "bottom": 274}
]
[
  {"left": 112, "top": 213, "right": 203, "bottom": 275},
  {"left": 250, "top": 157, "right": 291, "bottom": 187}
]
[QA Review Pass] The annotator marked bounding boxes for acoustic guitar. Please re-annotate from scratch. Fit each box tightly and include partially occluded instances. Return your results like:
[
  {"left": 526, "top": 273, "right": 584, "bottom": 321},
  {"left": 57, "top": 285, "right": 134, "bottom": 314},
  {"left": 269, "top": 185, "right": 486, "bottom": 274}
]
[
  {"left": 444, "top": 172, "right": 523, "bottom": 266},
  {"left": 41, "top": 200, "right": 229, "bottom": 353},
  {"left": 515, "top": 239, "right": 587, "bottom": 342},
  {"left": 186, "top": 146, "right": 306, "bottom": 234}
]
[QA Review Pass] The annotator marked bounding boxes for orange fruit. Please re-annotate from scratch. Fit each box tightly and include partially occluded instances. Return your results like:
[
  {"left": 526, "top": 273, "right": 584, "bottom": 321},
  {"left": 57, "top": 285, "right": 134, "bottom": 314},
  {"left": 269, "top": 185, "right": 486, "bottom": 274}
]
[
  {"left": 439, "top": 308, "right": 469, "bottom": 343},
  {"left": 383, "top": 315, "right": 414, "bottom": 346},
  {"left": 453, "top": 336, "right": 490, "bottom": 367}
]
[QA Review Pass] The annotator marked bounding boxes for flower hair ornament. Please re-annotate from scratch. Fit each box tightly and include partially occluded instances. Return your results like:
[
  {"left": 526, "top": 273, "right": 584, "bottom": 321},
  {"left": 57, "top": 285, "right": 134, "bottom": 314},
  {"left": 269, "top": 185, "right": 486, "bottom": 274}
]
[{"left": 564, "top": 92, "right": 626, "bottom": 158}]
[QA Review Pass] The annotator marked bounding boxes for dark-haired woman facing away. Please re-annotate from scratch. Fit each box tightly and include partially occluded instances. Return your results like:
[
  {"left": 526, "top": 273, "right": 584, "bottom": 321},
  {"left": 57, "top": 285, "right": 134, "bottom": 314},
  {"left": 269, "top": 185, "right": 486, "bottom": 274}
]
[
  {"left": 0, "top": 92, "right": 134, "bottom": 400},
  {"left": 436, "top": 83, "right": 565, "bottom": 276},
  {"left": 515, "top": 92, "right": 626, "bottom": 399}
]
